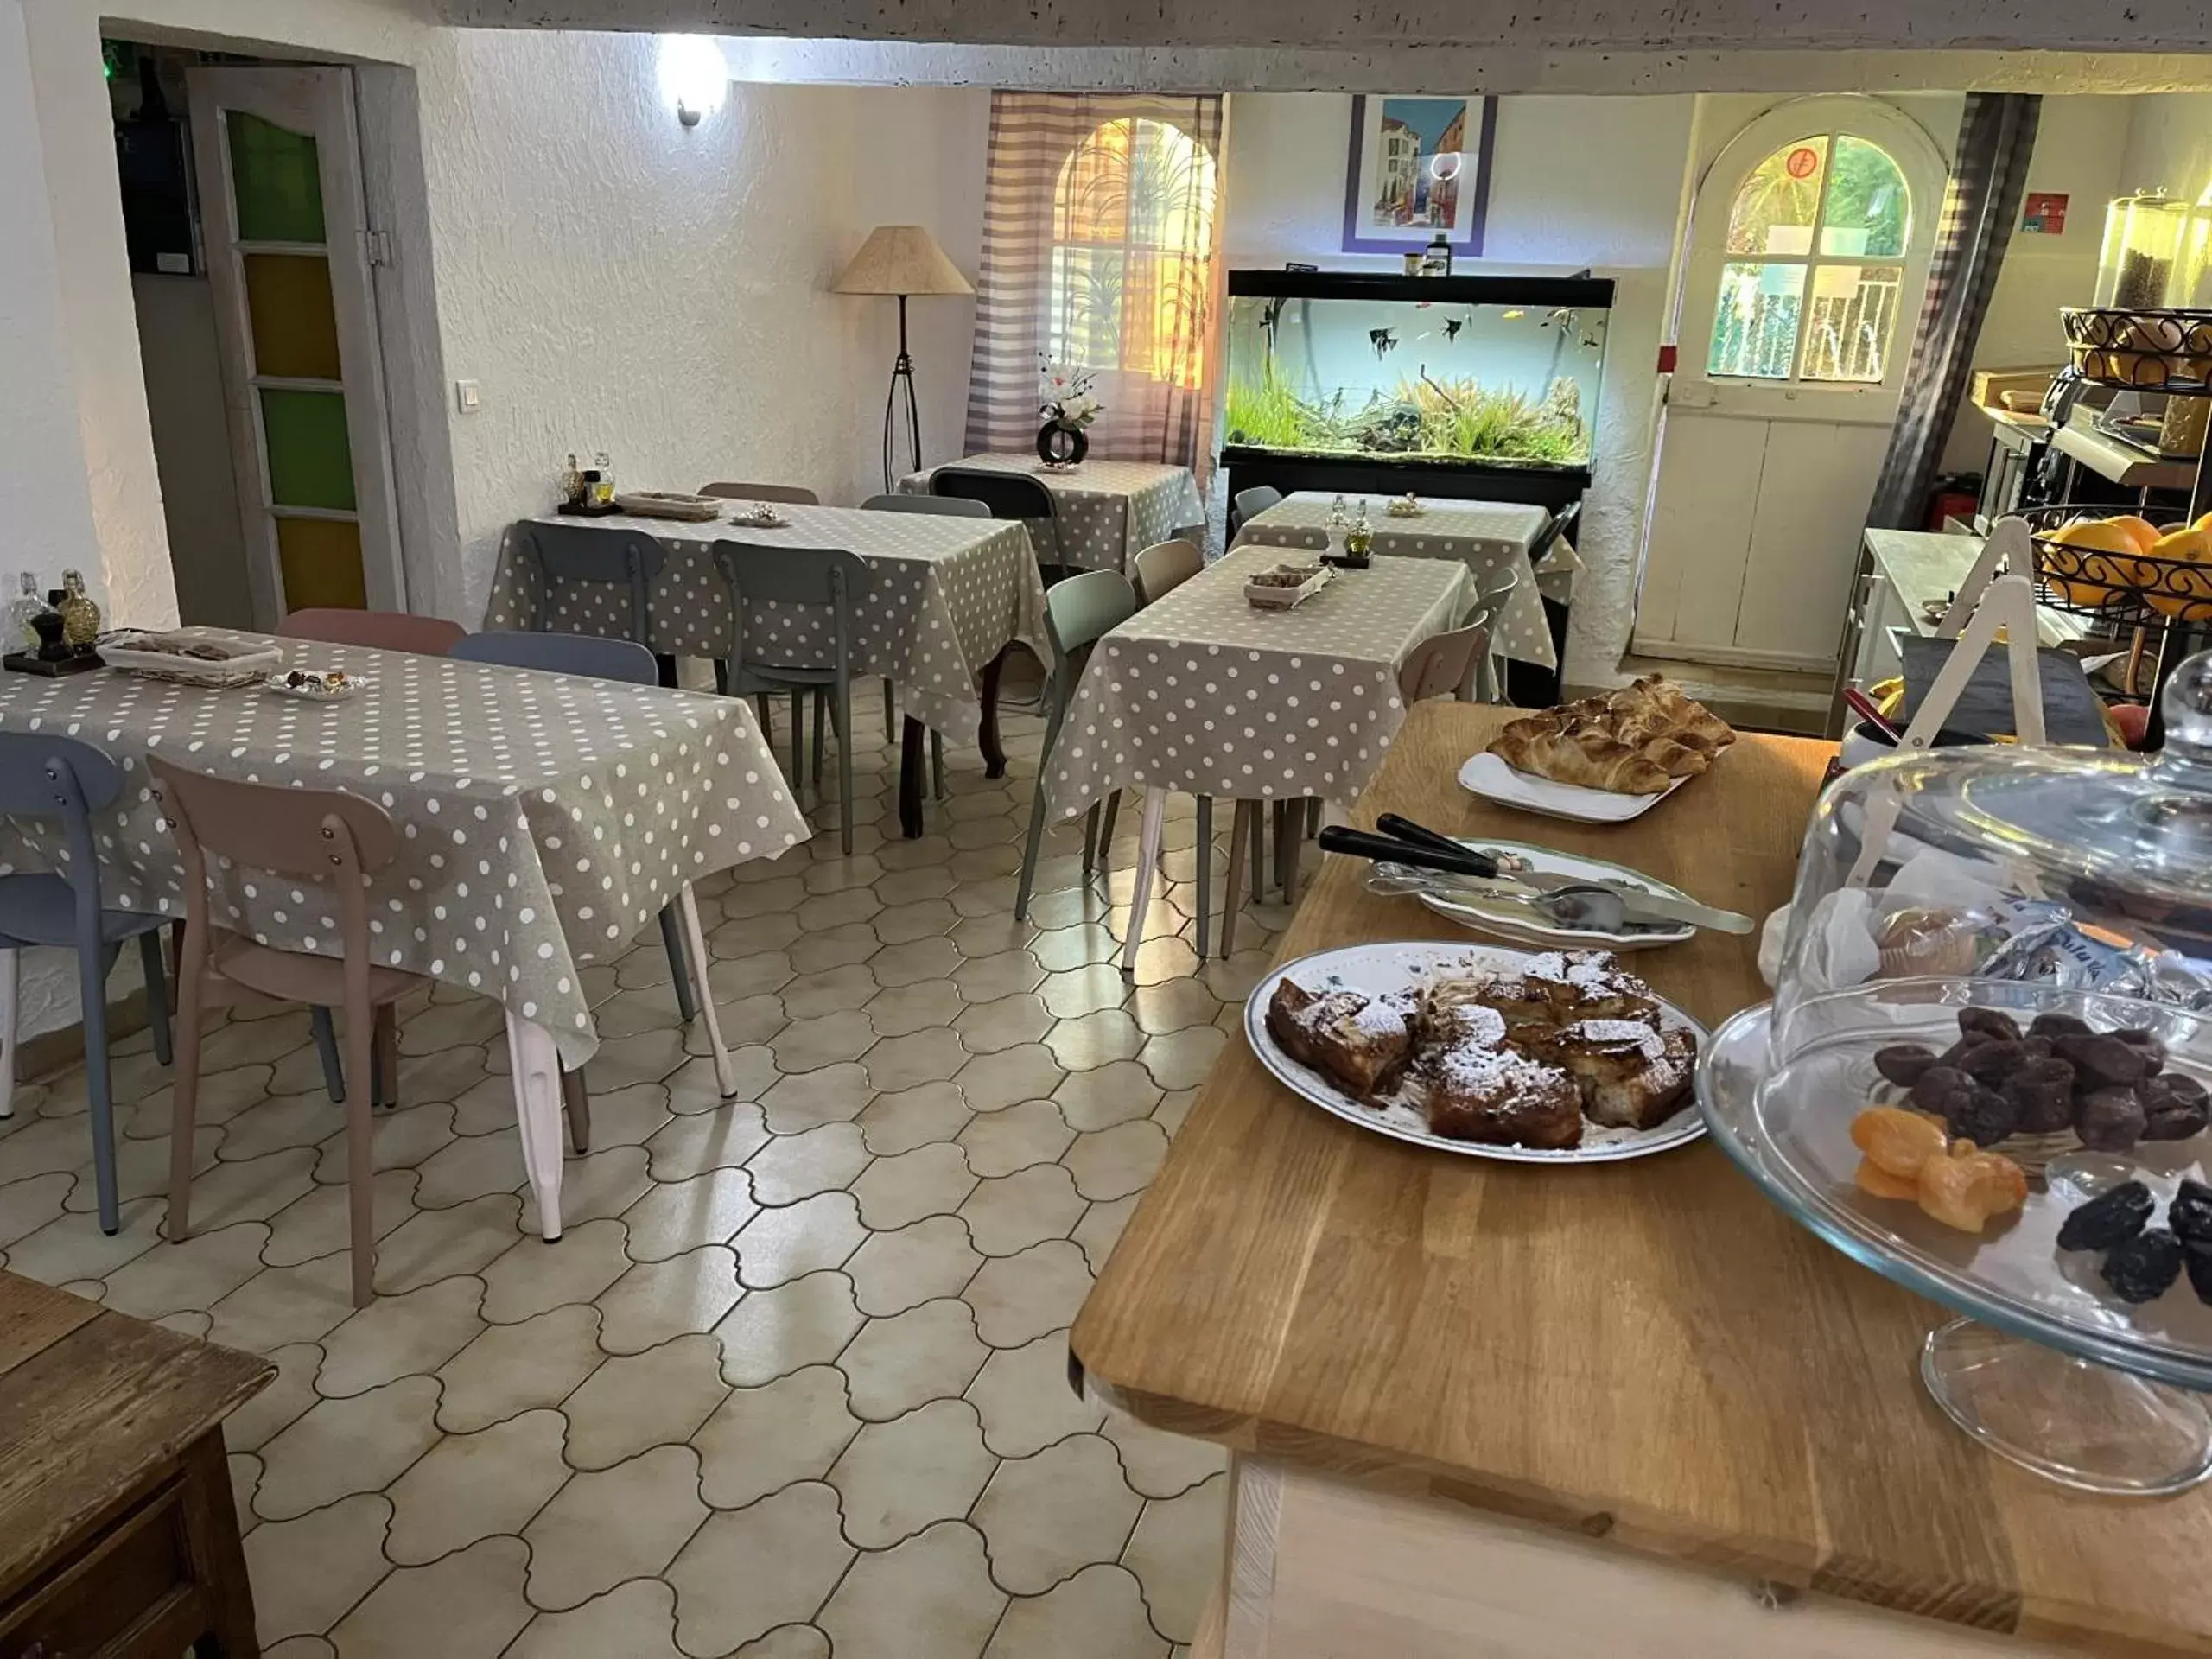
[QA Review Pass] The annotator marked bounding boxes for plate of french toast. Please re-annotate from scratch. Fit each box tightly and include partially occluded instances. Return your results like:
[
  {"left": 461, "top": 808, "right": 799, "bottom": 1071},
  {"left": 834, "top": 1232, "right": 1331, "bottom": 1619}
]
[
  {"left": 1460, "top": 675, "right": 1736, "bottom": 823},
  {"left": 1249, "top": 942, "right": 1706, "bottom": 1163}
]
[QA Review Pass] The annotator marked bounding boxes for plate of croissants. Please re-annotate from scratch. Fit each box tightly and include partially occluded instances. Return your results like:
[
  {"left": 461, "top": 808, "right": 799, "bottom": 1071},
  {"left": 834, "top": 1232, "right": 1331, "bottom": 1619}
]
[
  {"left": 1249, "top": 942, "right": 1706, "bottom": 1162},
  {"left": 1462, "top": 674, "right": 1738, "bottom": 823}
]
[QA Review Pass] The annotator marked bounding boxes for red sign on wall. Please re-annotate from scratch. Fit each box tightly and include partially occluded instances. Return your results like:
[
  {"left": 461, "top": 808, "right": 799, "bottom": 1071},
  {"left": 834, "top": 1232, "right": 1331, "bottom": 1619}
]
[
  {"left": 1785, "top": 146, "right": 1821, "bottom": 181},
  {"left": 2021, "top": 192, "right": 2069, "bottom": 234}
]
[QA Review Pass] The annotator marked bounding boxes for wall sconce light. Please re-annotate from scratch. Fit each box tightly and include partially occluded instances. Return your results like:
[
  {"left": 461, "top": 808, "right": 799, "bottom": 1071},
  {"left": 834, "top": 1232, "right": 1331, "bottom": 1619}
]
[{"left": 658, "top": 35, "right": 728, "bottom": 129}]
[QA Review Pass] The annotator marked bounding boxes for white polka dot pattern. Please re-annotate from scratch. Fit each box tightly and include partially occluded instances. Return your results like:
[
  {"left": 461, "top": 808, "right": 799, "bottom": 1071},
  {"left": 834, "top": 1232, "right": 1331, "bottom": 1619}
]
[
  {"left": 897, "top": 455, "right": 1207, "bottom": 575},
  {"left": 1234, "top": 492, "right": 1559, "bottom": 671},
  {"left": 0, "top": 638, "right": 809, "bottom": 1068},
  {"left": 483, "top": 506, "right": 1051, "bottom": 744},
  {"left": 1042, "top": 544, "right": 1473, "bottom": 823}
]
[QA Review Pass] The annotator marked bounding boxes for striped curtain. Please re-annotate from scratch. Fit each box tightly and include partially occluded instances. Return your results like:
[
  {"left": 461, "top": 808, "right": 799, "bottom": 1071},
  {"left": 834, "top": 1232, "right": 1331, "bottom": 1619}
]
[
  {"left": 963, "top": 92, "right": 1227, "bottom": 476},
  {"left": 1865, "top": 93, "right": 2042, "bottom": 528}
]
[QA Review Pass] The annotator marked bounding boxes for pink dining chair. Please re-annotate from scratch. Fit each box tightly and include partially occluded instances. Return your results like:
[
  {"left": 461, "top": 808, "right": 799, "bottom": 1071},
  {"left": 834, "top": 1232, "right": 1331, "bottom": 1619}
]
[
  {"left": 699, "top": 482, "right": 820, "bottom": 505},
  {"left": 280, "top": 608, "right": 467, "bottom": 656},
  {"left": 149, "top": 757, "right": 421, "bottom": 1307}
]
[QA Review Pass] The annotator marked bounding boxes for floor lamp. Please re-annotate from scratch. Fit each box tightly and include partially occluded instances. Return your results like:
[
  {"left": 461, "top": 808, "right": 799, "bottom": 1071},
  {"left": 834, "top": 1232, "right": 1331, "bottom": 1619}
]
[{"left": 832, "top": 226, "right": 976, "bottom": 493}]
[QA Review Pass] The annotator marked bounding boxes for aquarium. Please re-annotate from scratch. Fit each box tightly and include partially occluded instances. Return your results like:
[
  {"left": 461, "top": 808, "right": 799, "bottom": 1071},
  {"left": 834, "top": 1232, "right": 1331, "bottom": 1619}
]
[{"left": 1221, "top": 270, "right": 1612, "bottom": 474}]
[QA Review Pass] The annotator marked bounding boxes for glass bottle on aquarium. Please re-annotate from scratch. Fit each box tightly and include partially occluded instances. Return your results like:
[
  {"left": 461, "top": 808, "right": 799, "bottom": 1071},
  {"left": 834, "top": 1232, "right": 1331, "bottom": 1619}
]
[{"left": 1222, "top": 273, "right": 1610, "bottom": 472}]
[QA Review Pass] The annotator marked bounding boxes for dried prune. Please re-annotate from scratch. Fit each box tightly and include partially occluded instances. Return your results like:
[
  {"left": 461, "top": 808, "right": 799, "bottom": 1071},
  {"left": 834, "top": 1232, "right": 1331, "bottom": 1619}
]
[
  {"left": 1943, "top": 1083, "right": 2018, "bottom": 1147},
  {"left": 1908, "top": 1065, "right": 1973, "bottom": 1117},
  {"left": 2022, "top": 1035, "right": 2056, "bottom": 1061},
  {"left": 2029, "top": 1011, "right": 2093, "bottom": 1039},
  {"left": 2056, "top": 1179, "right": 2153, "bottom": 1250},
  {"left": 2186, "top": 1243, "right": 2212, "bottom": 1306},
  {"left": 2101, "top": 1228, "right": 2183, "bottom": 1304},
  {"left": 2117, "top": 1028, "right": 2167, "bottom": 1078},
  {"left": 2170, "top": 1179, "right": 2212, "bottom": 1245},
  {"left": 2075, "top": 1086, "right": 2147, "bottom": 1152},
  {"left": 1956, "top": 1039, "right": 2026, "bottom": 1086},
  {"left": 1873, "top": 1044, "right": 1939, "bottom": 1088},
  {"left": 2138, "top": 1073, "right": 2209, "bottom": 1142},
  {"left": 1958, "top": 1007, "right": 2022, "bottom": 1043},
  {"left": 2000, "top": 1058, "right": 2076, "bottom": 1134},
  {"left": 1939, "top": 1034, "right": 1993, "bottom": 1071},
  {"left": 2054, "top": 1033, "right": 2148, "bottom": 1090}
]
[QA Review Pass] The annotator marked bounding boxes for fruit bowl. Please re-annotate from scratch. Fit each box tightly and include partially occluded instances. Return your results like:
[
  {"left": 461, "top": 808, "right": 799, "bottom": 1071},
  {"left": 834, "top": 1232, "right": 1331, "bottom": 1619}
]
[{"left": 2023, "top": 506, "right": 2212, "bottom": 624}]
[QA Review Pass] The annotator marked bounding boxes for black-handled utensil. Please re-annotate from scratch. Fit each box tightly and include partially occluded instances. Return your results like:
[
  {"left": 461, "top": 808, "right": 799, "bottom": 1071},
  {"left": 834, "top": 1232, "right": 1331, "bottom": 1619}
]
[
  {"left": 1374, "top": 813, "right": 1490, "bottom": 864},
  {"left": 1318, "top": 825, "right": 1500, "bottom": 880}
]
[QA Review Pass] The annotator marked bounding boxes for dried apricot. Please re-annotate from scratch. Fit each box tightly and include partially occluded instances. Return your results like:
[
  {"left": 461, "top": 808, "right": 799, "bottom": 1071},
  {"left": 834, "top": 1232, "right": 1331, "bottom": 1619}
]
[
  {"left": 1916, "top": 1145, "right": 2027, "bottom": 1232},
  {"left": 1849, "top": 1105, "right": 1948, "bottom": 1178},
  {"left": 1854, "top": 1158, "right": 1922, "bottom": 1201}
]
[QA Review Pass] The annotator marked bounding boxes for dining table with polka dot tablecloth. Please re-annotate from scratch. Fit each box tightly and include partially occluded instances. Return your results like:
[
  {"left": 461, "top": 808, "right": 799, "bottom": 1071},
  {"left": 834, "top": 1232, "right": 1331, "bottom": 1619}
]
[
  {"left": 1043, "top": 543, "right": 1472, "bottom": 973},
  {"left": 898, "top": 454, "right": 1208, "bottom": 575},
  {"left": 0, "top": 635, "right": 809, "bottom": 1240},
  {"left": 1233, "top": 492, "right": 1563, "bottom": 671},
  {"left": 486, "top": 503, "right": 1049, "bottom": 752}
]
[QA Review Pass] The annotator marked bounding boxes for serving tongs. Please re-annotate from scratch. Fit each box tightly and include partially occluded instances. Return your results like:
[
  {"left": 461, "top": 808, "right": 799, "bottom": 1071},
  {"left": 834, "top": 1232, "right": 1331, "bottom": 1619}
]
[{"left": 1318, "top": 816, "right": 1753, "bottom": 935}]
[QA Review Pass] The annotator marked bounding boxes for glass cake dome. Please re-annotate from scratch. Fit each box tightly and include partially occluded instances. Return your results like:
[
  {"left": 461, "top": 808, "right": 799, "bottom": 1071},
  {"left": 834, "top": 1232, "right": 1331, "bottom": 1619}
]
[{"left": 1699, "top": 652, "right": 2212, "bottom": 1495}]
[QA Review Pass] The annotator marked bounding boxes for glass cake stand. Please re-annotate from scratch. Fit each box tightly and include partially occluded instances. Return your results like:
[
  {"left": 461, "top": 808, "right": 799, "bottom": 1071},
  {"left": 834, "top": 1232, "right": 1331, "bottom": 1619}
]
[{"left": 1699, "top": 991, "right": 2212, "bottom": 1497}]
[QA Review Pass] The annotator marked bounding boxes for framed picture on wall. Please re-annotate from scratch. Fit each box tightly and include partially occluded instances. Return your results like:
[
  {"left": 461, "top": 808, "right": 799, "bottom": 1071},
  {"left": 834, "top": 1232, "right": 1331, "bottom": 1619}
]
[{"left": 1341, "top": 94, "right": 1497, "bottom": 257}]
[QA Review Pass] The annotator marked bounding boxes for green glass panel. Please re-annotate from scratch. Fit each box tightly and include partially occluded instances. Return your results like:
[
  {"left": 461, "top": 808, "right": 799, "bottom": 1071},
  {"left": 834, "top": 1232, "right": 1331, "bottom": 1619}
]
[
  {"left": 1820, "top": 136, "right": 1910, "bottom": 258},
  {"left": 260, "top": 389, "right": 355, "bottom": 510},
  {"left": 227, "top": 110, "right": 326, "bottom": 243},
  {"left": 244, "top": 253, "right": 341, "bottom": 379}
]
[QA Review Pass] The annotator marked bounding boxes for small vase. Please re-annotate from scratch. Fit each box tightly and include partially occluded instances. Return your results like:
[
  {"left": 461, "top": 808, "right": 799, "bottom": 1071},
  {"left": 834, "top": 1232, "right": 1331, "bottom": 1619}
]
[
  {"left": 1036, "top": 420, "right": 1088, "bottom": 467},
  {"left": 58, "top": 569, "right": 100, "bottom": 652}
]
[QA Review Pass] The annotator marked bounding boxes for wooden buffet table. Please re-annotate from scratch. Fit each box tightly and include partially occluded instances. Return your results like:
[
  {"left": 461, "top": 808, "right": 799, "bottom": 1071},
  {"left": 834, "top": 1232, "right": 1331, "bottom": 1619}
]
[
  {"left": 1072, "top": 701, "right": 2212, "bottom": 1658},
  {"left": 0, "top": 1271, "right": 270, "bottom": 1656}
]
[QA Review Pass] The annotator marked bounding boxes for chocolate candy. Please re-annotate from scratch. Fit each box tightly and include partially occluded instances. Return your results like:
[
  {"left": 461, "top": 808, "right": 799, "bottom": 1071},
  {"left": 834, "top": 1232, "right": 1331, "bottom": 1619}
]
[
  {"left": 2075, "top": 1086, "right": 2148, "bottom": 1152},
  {"left": 1958, "top": 1007, "right": 2022, "bottom": 1043},
  {"left": 1873, "top": 1044, "right": 1939, "bottom": 1088},
  {"left": 2053, "top": 1033, "right": 2150, "bottom": 1090},
  {"left": 2000, "top": 1058, "right": 2076, "bottom": 1135},
  {"left": 2028, "top": 1012, "right": 2093, "bottom": 1039},
  {"left": 2139, "top": 1074, "right": 2210, "bottom": 1142}
]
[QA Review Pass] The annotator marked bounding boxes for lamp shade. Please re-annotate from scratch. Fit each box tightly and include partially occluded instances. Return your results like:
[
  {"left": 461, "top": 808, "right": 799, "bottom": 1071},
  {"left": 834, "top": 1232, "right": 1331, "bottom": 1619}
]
[{"left": 832, "top": 226, "right": 974, "bottom": 298}]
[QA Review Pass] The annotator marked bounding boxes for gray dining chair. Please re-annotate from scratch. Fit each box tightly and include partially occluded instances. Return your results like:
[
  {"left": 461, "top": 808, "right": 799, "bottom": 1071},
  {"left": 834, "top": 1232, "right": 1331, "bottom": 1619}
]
[
  {"left": 1230, "top": 485, "right": 1284, "bottom": 538},
  {"left": 1131, "top": 538, "right": 1203, "bottom": 606},
  {"left": 1471, "top": 566, "right": 1521, "bottom": 703},
  {"left": 0, "top": 734, "right": 173, "bottom": 1235},
  {"left": 506, "top": 521, "right": 668, "bottom": 666},
  {"left": 859, "top": 493, "right": 990, "bottom": 518},
  {"left": 710, "top": 541, "right": 876, "bottom": 855},
  {"left": 700, "top": 481, "right": 820, "bottom": 505},
  {"left": 1014, "top": 570, "right": 1138, "bottom": 922},
  {"left": 448, "top": 631, "right": 699, "bottom": 1030}
]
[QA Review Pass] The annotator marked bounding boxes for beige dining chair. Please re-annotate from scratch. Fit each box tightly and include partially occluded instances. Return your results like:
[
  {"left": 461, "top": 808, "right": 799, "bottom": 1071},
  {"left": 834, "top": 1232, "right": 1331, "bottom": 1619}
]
[
  {"left": 700, "top": 481, "right": 820, "bottom": 505},
  {"left": 1131, "top": 538, "right": 1203, "bottom": 606},
  {"left": 280, "top": 608, "right": 467, "bottom": 656},
  {"left": 1398, "top": 612, "right": 1496, "bottom": 706}
]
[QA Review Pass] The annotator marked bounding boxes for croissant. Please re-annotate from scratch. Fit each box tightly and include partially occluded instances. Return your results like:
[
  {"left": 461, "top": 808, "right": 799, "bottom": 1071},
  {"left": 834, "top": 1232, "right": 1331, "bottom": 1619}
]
[
  {"left": 1634, "top": 736, "right": 1710, "bottom": 778},
  {"left": 1624, "top": 676, "right": 1735, "bottom": 749},
  {"left": 1491, "top": 724, "right": 1673, "bottom": 794}
]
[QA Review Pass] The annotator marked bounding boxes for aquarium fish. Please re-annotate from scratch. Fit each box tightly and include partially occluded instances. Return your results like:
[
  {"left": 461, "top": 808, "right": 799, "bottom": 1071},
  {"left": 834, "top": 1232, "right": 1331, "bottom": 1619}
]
[
  {"left": 1542, "top": 308, "right": 1576, "bottom": 332},
  {"left": 1580, "top": 331, "right": 1601, "bottom": 349},
  {"left": 1500, "top": 308, "right": 1524, "bottom": 321},
  {"left": 1259, "top": 296, "right": 1285, "bottom": 339},
  {"left": 1442, "top": 317, "right": 1464, "bottom": 343},
  {"left": 1369, "top": 327, "right": 1400, "bottom": 358}
]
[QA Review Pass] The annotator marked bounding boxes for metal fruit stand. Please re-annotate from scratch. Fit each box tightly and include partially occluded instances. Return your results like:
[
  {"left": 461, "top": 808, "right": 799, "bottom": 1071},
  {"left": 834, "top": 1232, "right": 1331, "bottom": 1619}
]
[{"left": 2025, "top": 307, "right": 2212, "bottom": 742}]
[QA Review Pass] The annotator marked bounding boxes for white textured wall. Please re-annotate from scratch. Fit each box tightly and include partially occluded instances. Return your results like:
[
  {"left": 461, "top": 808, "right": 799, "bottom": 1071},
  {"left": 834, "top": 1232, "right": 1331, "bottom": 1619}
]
[
  {"left": 1222, "top": 92, "right": 1694, "bottom": 689},
  {"left": 2121, "top": 92, "right": 2212, "bottom": 204},
  {"left": 416, "top": 32, "right": 986, "bottom": 618}
]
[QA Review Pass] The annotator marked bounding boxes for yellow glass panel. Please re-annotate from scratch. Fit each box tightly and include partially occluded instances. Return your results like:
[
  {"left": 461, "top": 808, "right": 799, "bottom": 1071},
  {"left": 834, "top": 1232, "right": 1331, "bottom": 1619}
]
[
  {"left": 1726, "top": 137, "right": 1828, "bottom": 256},
  {"left": 275, "top": 515, "right": 366, "bottom": 611},
  {"left": 244, "top": 252, "right": 341, "bottom": 380}
]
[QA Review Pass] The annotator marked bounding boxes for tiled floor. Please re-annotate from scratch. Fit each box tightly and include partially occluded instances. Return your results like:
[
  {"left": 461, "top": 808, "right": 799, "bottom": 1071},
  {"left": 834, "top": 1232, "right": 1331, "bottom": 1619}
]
[{"left": 0, "top": 694, "right": 1292, "bottom": 1657}]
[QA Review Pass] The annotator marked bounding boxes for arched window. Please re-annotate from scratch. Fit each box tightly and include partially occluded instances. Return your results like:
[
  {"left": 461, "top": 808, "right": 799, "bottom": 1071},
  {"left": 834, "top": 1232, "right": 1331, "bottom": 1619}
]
[
  {"left": 1048, "top": 118, "right": 1219, "bottom": 388},
  {"left": 1706, "top": 134, "right": 1912, "bottom": 383}
]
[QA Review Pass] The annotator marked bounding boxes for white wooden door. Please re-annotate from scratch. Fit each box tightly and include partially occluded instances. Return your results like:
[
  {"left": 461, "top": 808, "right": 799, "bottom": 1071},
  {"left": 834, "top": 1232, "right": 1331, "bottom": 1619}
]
[
  {"left": 1634, "top": 97, "right": 1948, "bottom": 671},
  {"left": 187, "top": 66, "right": 404, "bottom": 627}
]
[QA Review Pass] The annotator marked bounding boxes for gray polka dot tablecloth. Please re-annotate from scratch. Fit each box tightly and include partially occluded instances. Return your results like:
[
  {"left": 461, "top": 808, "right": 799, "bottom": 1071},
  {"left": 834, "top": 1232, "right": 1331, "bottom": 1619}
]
[
  {"left": 898, "top": 455, "right": 1206, "bottom": 575},
  {"left": 1044, "top": 543, "right": 1472, "bottom": 821},
  {"left": 1234, "top": 493, "right": 1559, "bottom": 670},
  {"left": 485, "top": 505, "right": 1049, "bottom": 744},
  {"left": 0, "top": 638, "right": 808, "bottom": 1068}
]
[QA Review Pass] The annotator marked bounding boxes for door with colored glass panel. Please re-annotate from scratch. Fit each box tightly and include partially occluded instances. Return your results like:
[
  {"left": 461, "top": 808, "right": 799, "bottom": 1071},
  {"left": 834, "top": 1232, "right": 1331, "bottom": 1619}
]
[
  {"left": 1633, "top": 97, "right": 1948, "bottom": 672},
  {"left": 187, "top": 67, "right": 402, "bottom": 626}
]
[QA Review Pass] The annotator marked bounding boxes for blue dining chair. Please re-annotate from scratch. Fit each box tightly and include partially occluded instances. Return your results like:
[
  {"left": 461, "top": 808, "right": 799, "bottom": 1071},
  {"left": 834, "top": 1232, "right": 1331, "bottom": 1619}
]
[
  {"left": 448, "top": 630, "right": 700, "bottom": 1027},
  {"left": 0, "top": 734, "right": 173, "bottom": 1235}
]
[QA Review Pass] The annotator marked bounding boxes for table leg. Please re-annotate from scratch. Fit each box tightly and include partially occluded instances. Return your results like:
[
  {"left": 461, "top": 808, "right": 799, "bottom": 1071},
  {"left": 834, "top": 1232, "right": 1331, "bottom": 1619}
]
[
  {"left": 181, "top": 1427, "right": 259, "bottom": 1658},
  {"left": 677, "top": 880, "right": 740, "bottom": 1097},
  {"left": 505, "top": 1012, "right": 565, "bottom": 1242},
  {"left": 1121, "top": 787, "right": 1168, "bottom": 978},
  {"left": 1223, "top": 802, "right": 1253, "bottom": 961},
  {"left": 899, "top": 715, "right": 926, "bottom": 838},
  {"left": 0, "top": 947, "right": 16, "bottom": 1120},
  {"left": 1194, "top": 795, "right": 1212, "bottom": 960},
  {"left": 979, "top": 643, "right": 1012, "bottom": 779}
]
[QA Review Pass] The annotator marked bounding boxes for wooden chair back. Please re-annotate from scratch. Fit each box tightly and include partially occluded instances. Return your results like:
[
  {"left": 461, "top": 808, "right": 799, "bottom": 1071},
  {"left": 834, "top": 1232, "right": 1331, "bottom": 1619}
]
[
  {"left": 700, "top": 481, "right": 819, "bottom": 505},
  {"left": 1132, "top": 539, "right": 1203, "bottom": 605},
  {"left": 280, "top": 608, "right": 467, "bottom": 656},
  {"left": 449, "top": 630, "right": 658, "bottom": 686},
  {"left": 859, "top": 493, "right": 990, "bottom": 518}
]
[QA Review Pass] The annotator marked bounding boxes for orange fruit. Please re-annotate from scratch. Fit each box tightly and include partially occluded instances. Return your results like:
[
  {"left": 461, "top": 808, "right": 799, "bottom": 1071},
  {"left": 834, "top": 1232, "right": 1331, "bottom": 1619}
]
[
  {"left": 2105, "top": 515, "right": 2163, "bottom": 553},
  {"left": 2151, "top": 527, "right": 2212, "bottom": 563},
  {"left": 2194, "top": 511, "right": 2212, "bottom": 536},
  {"left": 2044, "top": 518, "right": 2139, "bottom": 605}
]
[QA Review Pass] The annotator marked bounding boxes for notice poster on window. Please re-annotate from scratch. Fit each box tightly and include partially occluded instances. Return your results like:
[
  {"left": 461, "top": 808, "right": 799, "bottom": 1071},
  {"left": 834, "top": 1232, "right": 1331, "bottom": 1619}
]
[
  {"left": 2020, "top": 193, "right": 2069, "bottom": 234},
  {"left": 1341, "top": 95, "right": 1497, "bottom": 256}
]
